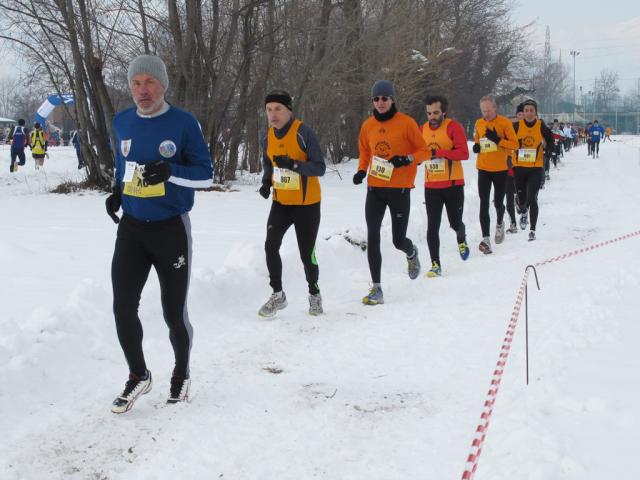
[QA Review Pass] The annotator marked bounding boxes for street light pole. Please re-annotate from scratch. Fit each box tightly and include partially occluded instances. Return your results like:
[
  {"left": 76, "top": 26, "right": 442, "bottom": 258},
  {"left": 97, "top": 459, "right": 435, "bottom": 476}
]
[{"left": 570, "top": 50, "right": 580, "bottom": 123}]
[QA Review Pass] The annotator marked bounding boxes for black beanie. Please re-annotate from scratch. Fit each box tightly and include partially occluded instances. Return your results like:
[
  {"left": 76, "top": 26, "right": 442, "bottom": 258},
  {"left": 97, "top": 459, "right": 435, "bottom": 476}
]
[{"left": 265, "top": 90, "right": 293, "bottom": 111}]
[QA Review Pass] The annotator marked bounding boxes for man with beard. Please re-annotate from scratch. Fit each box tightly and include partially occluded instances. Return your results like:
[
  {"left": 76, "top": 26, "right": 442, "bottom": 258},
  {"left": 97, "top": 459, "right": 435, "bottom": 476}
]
[{"left": 420, "top": 95, "right": 470, "bottom": 277}]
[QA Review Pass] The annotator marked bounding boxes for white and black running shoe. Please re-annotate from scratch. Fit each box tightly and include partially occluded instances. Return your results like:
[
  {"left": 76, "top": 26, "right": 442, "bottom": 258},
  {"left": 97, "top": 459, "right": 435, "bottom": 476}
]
[
  {"left": 167, "top": 376, "right": 191, "bottom": 404},
  {"left": 111, "top": 370, "right": 152, "bottom": 414}
]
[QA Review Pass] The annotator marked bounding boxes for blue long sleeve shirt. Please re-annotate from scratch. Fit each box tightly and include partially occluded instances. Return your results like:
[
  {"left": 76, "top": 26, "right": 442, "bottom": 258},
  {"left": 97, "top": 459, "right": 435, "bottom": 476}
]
[
  {"left": 588, "top": 125, "right": 605, "bottom": 143},
  {"left": 113, "top": 105, "right": 214, "bottom": 221}
]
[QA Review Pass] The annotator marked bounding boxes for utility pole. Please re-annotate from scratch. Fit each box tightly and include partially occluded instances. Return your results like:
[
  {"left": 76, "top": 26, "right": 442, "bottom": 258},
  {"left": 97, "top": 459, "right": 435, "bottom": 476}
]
[{"left": 570, "top": 50, "right": 580, "bottom": 122}]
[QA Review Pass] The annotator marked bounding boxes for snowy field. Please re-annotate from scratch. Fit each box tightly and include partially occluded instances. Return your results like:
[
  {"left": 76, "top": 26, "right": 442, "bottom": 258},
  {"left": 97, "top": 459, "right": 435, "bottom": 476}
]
[{"left": 1, "top": 136, "right": 639, "bottom": 479}]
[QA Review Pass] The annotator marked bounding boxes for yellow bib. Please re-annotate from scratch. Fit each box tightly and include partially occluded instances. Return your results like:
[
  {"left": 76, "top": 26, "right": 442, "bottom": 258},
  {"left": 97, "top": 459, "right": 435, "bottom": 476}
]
[
  {"left": 369, "top": 155, "right": 394, "bottom": 181},
  {"left": 123, "top": 166, "right": 166, "bottom": 198},
  {"left": 479, "top": 137, "right": 498, "bottom": 153},
  {"left": 273, "top": 167, "right": 301, "bottom": 190}
]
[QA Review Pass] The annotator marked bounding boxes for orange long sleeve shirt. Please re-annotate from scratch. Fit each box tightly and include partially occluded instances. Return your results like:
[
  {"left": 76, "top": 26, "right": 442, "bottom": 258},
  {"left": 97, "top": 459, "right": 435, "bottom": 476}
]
[
  {"left": 358, "top": 111, "right": 430, "bottom": 188},
  {"left": 473, "top": 114, "right": 519, "bottom": 172}
]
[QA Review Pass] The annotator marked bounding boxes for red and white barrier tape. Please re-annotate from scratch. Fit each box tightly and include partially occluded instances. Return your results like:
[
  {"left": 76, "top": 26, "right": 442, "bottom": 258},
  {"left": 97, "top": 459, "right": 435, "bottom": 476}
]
[
  {"left": 461, "top": 229, "right": 640, "bottom": 480},
  {"left": 535, "top": 230, "right": 640, "bottom": 268}
]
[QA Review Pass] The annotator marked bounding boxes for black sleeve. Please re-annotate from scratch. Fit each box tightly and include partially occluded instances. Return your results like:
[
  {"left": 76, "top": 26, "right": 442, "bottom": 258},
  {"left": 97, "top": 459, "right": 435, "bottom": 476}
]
[
  {"left": 294, "top": 123, "right": 326, "bottom": 177},
  {"left": 260, "top": 132, "right": 273, "bottom": 187},
  {"left": 540, "top": 121, "right": 555, "bottom": 152}
]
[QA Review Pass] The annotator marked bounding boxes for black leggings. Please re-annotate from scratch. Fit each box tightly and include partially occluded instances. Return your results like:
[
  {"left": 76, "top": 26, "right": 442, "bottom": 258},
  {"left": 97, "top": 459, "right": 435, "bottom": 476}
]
[
  {"left": 425, "top": 186, "right": 465, "bottom": 265},
  {"left": 265, "top": 201, "right": 320, "bottom": 295},
  {"left": 478, "top": 170, "right": 507, "bottom": 237},
  {"left": 505, "top": 174, "right": 517, "bottom": 223},
  {"left": 112, "top": 214, "right": 193, "bottom": 378},
  {"left": 514, "top": 167, "right": 542, "bottom": 231},
  {"left": 365, "top": 187, "right": 414, "bottom": 283},
  {"left": 593, "top": 140, "right": 600, "bottom": 155},
  {"left": 10, "top": 149, "right": 25, "bottom": 172}
]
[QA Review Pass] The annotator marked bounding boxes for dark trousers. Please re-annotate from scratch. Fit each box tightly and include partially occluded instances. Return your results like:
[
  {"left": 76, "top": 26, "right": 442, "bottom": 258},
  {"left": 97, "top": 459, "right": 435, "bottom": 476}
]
[
  {"left": 514, "top": 167, "right": 542, "bottom": 231},
  {"left": 10, "top": 149, "right": 25, "bottom": 172},
  {"left": 365, "top": 187, "right": 414, "bottom": 284},
  {"left": 425, "top": 185, "right": 465, "bottom": 265},
  {"left": 552, "top": 143, "right": 561, "bottom": 166},
  {"left": 505, "top": 174, "right": 517, "bottom": 223},
  {"left": 75, "top": 146, "right": 85, "bottom": 167},
  {"left": 478, "top": 170, "right": 507, "bottom": 237},
  {"left": 593, "top": 140, "right": 600, "bottom": 155},
  {"left": 112, "top": 214, "right": 193, "bottom": 378},
  {"left": 265, "top": 201, "right": 320, "bottom": 295}
]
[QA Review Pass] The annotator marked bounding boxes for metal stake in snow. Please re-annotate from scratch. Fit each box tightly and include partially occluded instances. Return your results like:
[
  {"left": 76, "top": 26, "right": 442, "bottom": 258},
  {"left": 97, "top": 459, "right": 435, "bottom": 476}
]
[
  {"left": 524, "top": 265, "right": 541, "bottom": 386},
  {"left": 461, "top": 229, "right": 640, "bottom": 480}
]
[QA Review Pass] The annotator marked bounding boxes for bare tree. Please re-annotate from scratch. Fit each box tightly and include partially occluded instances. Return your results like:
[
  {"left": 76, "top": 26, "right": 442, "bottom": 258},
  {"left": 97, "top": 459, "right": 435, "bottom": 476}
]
[
  {"left": 0, "top": 77, "right": 21, "bottom": 118},
  {"left": 595, "top": 69, "right": 620, "bottom": 112},
  {"left": 0, "top": 0, "right": 533, "bottom": 186}
]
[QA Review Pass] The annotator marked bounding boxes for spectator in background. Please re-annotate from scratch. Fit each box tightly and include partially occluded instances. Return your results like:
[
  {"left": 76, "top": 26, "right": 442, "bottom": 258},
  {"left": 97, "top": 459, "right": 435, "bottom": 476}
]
[{"left": 71, "top": 129, "right": 86, "bottom": 169}]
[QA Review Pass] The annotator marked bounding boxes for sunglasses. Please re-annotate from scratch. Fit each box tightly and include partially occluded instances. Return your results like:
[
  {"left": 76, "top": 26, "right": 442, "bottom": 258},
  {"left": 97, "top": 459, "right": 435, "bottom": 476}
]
[{"left": 372, "top": 96, "right": 390, "bottom": 103}]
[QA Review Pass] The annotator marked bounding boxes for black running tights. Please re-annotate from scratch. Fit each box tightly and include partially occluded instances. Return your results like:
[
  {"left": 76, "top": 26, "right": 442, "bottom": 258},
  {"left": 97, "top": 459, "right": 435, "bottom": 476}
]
[
  {"left": 425, "top": 186, "right": 465, "bottom": 265},
  {"left": 514, "top": 167, "right": 542, "bottom": 231},
  {"left": 112, "top": 214, "right": 193, "bottom": 378},
  {"left": 365, "top": 187, "right": 414, "bottom": 283},
  {"left": 265, "top": 201, "right": 321, "bottom": 295},
  {"left": 478, "top": 170, "right": 507, "bottom": 237}
]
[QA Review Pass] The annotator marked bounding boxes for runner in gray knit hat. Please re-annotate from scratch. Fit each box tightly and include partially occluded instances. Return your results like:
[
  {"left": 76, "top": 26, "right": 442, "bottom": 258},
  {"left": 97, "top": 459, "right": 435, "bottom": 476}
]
[
  {"left": 127, "top": 55, "right": 169, "bottom": 90},
  {"left": 371, "top": 80, "right": 396, "bottom": 100}
]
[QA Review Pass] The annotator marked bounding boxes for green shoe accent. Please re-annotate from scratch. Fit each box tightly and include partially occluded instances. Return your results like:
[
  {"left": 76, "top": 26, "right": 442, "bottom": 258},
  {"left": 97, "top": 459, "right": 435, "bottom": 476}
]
[{"left": 426, "top": 261, "right": 442, "bottom": 278}]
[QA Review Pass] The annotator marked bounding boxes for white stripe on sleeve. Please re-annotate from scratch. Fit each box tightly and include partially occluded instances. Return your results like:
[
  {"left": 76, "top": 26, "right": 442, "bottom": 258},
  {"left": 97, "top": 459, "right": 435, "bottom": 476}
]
[{"left": 168, "top": 176, "right": 213, "bottom": 188}]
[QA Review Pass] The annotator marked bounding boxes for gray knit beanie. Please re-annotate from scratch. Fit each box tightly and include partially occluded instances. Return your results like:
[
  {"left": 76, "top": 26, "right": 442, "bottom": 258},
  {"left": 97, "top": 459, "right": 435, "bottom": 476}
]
[
  {"left": 371, "top": 80, "right": 396, "bottom": 99},
  {"left": 127, "top": 55, "right": 169, "bottom": 90}
]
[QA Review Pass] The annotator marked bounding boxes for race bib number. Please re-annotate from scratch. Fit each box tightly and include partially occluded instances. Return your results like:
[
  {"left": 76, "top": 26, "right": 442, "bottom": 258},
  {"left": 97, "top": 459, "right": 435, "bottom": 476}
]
[
  {"left": 273, "top": 167, "right": 300, "bottom": 190},
  {"left": 123, "top": 165, "right": 166, "bottom": 198},
  {"left": 593, "top": 131, "right": 600, "bottom": 136},
  {"left": 480, "top": 137, "right": 498, "bottom": 153},
  {"left": 425, "top": 158, "right": 446, "bottom": 174},
  {"left": 123, "top": 161, "right": 136, "bottom": 182},
  {"left": 518, "top": 149, "right": 537, "bottom": 163},
  {"left": 369, "top": 156, "right": 394, "bottom": 181}
]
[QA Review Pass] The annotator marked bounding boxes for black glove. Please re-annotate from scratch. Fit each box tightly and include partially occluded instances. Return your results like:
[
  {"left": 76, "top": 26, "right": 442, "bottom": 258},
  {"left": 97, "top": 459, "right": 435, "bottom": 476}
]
[
  {"left": 389, "top": 155, "right": 412, "bottom": 168},
  {"left": 472, "top": 143, "right": 481, "bottom": 154},
  {"left": 507, "top": 155, "right": 513, "bottom": 169},
  {"left": 259, "top": 183, "right": 271, "bottom": 199},
  {"left": 142, "top": 160, "right": 172, "bottom": 185},
  {"left": 484, "top": 128, "right": 500, "bottom": 145},
  {"left": 105, "top": 186, "right": 121, "bottom": 224},
  {"left": 431, "top": 148, "right": 438, "bottom": 158},
  {"left": 353, "top": 170, "right": 366, "bottom": 185},
  {"left": 273, "top": 155, "right": 295, "bottom": 170}
]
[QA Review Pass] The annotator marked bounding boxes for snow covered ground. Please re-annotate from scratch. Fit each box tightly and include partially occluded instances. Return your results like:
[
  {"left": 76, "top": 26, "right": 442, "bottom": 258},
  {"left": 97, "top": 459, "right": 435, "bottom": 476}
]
[{"left": 1, "top": 137, "right": 639, "bottom": 479}]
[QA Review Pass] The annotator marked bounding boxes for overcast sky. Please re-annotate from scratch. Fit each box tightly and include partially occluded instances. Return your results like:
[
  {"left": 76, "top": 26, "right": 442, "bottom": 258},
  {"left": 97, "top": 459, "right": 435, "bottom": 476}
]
[{"left": 512, "top": 0, "right": 640, "bottom": 97}]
